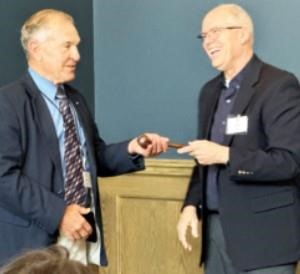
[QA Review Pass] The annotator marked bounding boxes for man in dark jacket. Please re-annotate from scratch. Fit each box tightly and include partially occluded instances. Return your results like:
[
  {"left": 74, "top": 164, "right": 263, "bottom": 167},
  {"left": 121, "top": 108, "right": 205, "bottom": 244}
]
[
  {"left": 177, "top": 4, "right": 300, "bottom": 274},
  {"left": 0, "top": 9, "right": 169, "bottom": 267}
]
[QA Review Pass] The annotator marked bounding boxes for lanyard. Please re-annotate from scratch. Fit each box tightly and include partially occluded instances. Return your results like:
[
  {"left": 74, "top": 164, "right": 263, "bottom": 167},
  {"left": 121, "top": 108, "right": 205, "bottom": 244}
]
[
  {"left": 41, "top": 92, "right": 88, "bottom": 170},
  {"left": 69, "top": 102, "right": 89, "bottom": 170}
]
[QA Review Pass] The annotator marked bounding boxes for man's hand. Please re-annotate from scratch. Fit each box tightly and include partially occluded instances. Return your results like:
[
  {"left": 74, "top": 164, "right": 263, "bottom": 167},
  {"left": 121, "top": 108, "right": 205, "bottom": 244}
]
[
  {"left": 128, "top": 133, "right": 169, "bottom": 157},
  {"left": 59, "top": 204, "right": 92, "bottom": 241},
  {"left": 177, "top": 140, "right": 229, "bottom": 165},
  {"left": 177, "top": 205, "right": 199, "bottom": 251}
]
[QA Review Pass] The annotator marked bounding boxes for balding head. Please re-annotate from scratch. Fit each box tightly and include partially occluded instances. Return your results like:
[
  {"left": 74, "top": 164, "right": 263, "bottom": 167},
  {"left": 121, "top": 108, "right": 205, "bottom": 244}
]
[
  {"left": 200, "top": 4, "right": 254, "bottom": 79},
  {"left": 20, "top": 9, "right": 81, "bottom": 84},
  {"left": 203, "top": 4, "right": 254, "bottom": 44},
  {"left": 21, "top": 9, "right": 74, "bottom": 57}
]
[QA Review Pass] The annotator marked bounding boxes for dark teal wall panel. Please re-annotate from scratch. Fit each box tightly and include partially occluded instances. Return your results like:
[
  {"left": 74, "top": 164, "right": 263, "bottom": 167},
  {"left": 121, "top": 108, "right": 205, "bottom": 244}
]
[
  {"left": 0, "top": 0, "right": 94, "bottom": 113},
  {"left": 94, "top": 0, "right": 300, "bottom": 158}
]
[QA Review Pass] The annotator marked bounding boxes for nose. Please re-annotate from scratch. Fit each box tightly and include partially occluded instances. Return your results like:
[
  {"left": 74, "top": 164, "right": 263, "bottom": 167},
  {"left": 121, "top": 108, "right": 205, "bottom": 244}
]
[
  {"left": 202, "top": 36, "right": 215, "bottom": 55},
  {"left": 203, "top": 32, "right": 216, "bottom": 46},
  {"left": 202, "top": 38, "right": 210, "bottom": 51},
  {"left": 72, "top": 46, "right": 80, "bottom": 62}
]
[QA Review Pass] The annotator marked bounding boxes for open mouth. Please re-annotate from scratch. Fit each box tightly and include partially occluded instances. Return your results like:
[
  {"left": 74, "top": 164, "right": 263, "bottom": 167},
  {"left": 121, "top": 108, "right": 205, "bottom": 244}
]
[{"left": 209, "top": 49, "right": 221, "bottom": 58}]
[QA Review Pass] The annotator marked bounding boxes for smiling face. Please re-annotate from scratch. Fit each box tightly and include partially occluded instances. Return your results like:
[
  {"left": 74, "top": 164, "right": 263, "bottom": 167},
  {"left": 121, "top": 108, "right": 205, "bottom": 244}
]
[
  {"left": 27, "top": 15, "right": 81, "bottom": 84},
  {"left": 201, "top": 5, "right": 253, "bottom": 79}
]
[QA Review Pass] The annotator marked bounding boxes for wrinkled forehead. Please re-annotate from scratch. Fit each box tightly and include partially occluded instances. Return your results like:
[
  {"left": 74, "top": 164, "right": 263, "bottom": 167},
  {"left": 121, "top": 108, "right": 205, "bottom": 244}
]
[
  {"left": 202, "top": 9, "right": 238, "bottom": 31},
  {"left": 44, "top": 18, "right": 80, "bottom": 41},
  {"left": 46, "top": 16, "right": 75, "bottom": 32}
]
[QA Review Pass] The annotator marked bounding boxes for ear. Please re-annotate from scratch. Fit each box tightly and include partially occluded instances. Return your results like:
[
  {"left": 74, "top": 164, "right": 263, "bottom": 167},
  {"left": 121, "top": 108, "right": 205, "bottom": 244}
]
[
  {"left": 239, "top": 27, "right": 251, "bottom": 45},
  {"left": 27, "top": 39, "right": 43, "bottom": 61}
]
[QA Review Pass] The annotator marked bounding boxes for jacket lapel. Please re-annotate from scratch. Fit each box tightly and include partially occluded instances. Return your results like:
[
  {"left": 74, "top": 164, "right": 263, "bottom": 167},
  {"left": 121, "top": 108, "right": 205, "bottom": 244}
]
[
  {"left": 223, "top": 56, "right": 262, "bottom": 145},
  {"left": 67, "top": 89, "right": 97, "bottom": 183},
  {"left": 22, "top": 73, "right": 63, "bottom": 174}
]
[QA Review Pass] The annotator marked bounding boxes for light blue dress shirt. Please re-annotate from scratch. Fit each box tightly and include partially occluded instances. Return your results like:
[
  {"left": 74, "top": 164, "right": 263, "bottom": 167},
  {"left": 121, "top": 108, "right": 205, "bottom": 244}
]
[
  {"left": 29, "top": 68, "right": 100, "bottom": 264},
  {"left": 28, "top": 68, "right": 90, "bottom": 177}
]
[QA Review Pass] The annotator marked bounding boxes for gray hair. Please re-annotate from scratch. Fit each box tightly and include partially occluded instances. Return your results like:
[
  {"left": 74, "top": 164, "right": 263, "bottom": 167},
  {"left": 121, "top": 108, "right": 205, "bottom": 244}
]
[{"left": 20, "top": 9, "right": 74, "bottom": 56}]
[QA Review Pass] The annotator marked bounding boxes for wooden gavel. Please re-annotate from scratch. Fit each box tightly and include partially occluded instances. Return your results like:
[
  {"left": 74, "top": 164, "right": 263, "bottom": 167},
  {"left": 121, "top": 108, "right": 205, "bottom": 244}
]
[{"left": 137, "top": 134, "right": 185, "bottom": 149}]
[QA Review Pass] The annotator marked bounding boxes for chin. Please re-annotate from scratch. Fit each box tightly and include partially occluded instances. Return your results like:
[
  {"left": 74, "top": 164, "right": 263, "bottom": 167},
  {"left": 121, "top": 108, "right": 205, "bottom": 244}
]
[
  {"left": 211, "top": 61, "right": 225, "bottom": 71},
  {"left": 64, "top": 74, "right": 76, "bottom": 82},
  {"left": 211, "top": 63, "right": 222, "bottom": 71}
]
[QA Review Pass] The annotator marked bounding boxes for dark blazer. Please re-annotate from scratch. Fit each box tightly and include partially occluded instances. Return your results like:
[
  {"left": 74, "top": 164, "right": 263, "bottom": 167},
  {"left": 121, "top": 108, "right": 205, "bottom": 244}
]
[
  {"left": 183, "top": 55, "right": 300, "bottom": 271},
  {"left": 0, "top": 73, "right": 144, "bottom": 266}
]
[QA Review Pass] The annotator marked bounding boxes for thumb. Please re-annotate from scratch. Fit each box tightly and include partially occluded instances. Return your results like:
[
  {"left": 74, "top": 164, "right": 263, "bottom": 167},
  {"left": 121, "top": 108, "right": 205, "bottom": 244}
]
[{"left": 78, "top": 207, "right": 91, "bottom": 215}]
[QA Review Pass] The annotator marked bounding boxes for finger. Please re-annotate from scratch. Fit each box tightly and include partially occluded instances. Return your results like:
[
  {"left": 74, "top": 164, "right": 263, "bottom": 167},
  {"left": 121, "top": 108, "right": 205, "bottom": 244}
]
[
  {"left": 72, "top": 216, "right": 92, "bottom": 240},
  {"left": 78, "top": 227, "right": 91, "bottom": 240},
  {"left": 159, "top": 137, "right": 169, "bottom": 152},
  {"left": 189, "top": 151, "right": 198, "bottom": 158},
  {"left": 78, "top": 207, "right": 91, "bottom": 215},
  {"left": 70, "top": 230, "right": 81, "bottom": 241},
  {"left": 60, "top": 229, "right": 75, "bottom": 241},
  {"left": 150, "top": 142, "right": 157, "bottom": 156},
  {"left": 142, "top": 134, "right": 169, "bottom": 154},
  {"left": 191, "top": 222, "right": 199, "bottom": 238},
  {"left": 151, "top": 139, "right": 159, "bottom": 154},
  {"left": 66, "top": 234, "right": 75, "bottom": 241},
  {"left": 156, "top": 140, "right": 165, "bottom": 154},
  {"left": 82, "top": 220, "right": 93, "bottom": 235},
  {"left": 178, "top": 230, "right": 187, "bottom": 248},
  {"left": 163, "top": 137, "right": 170, "bottom": 151},
  {"left": 150, "top": 141, "right": 161, "bottom": 156},
  {"left": 143, "top": 144, "right": 153, "bottom": 156},
  {"left": 177, "top": 225, "right": 190, "bottom": 250},
  {"left": 177, "top": 146, "right": 194, "bottom": 154},
  {"left": 179, "top": 233, "right": 192, "bottom": 251},
  {"left": 74, "top": 231, "right": 82, "bottom": 241}
]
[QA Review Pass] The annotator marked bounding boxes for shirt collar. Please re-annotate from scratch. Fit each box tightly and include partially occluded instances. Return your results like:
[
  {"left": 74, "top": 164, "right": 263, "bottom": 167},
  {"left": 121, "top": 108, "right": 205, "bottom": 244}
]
[
  {"left": 28, "top": 68, "right": 57, "bottom": 102},
  {"left": 222, "top": 54, "right": 255, "bottom": 89}
]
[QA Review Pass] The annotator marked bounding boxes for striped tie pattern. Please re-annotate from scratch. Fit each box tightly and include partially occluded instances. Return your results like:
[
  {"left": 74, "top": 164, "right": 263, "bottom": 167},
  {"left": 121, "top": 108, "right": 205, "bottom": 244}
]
[{"left": 56, "top": 86, "right": 87, "bottom": 206}]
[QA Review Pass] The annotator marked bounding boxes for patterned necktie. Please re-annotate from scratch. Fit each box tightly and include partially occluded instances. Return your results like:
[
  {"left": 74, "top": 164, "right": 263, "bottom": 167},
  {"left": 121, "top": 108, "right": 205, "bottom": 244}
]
[{"left": 56, "top": 86, "right": 87, "bottom": 206}]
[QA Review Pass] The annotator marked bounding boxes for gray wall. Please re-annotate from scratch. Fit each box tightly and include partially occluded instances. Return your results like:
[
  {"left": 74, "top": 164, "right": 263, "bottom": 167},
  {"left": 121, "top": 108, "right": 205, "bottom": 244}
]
[
  {"left": 94, "top": 0, "right": 300, "bottom": 158},
  {"left": 0, "top": 0, "right": 94, "bottom": 113}
]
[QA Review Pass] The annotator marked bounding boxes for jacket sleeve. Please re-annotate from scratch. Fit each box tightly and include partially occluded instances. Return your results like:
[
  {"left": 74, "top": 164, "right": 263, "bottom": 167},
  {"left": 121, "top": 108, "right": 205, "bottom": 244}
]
[
  {"left": 182, "top": 89, "right": 205, "bottom": 209},
  {"left": 229, "top": 73, "right": 300, "bottom": 182},
  {"left": 183, "top": 165, "right": 203, "bottom": 209},
  {"left": 94, "top": 132, "right": 145, "bottom": 177},
  {"left": 76, "top": 94, "right": 145, "bottom": 177}
]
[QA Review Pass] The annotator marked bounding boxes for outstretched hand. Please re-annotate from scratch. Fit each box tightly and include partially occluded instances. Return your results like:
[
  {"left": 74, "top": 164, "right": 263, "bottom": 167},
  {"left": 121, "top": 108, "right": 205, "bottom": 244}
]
[
  {"left": 177, "top": 140, "right": 229, "bottom": 165},
  {"left": 128, "top": 133, "right": 169, "bottom": 157}
]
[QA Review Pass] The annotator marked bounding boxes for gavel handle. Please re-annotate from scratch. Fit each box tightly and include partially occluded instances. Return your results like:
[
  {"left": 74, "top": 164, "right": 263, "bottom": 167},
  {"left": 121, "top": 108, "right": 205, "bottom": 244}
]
[
  {"left": 137, "top": 134, "right": 185, "bottom": 149},
  {"left": 168, "top": 142, "right": 185, "bottom": 149}
]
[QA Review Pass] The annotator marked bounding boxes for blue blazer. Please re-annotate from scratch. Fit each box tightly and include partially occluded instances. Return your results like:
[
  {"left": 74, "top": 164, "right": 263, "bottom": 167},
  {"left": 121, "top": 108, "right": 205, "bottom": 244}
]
[
  {"left": 0, "top": 73, "right": 144, "bottom": 265},
  {"left": 183, "top": 56, "right": 300, "bottom": 271}
]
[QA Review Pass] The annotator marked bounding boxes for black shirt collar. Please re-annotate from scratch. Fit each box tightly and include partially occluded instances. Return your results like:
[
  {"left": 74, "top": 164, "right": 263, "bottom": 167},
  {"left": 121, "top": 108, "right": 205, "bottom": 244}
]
[{"left": 221, "top": 54, "right": 255, "bottom": 89}]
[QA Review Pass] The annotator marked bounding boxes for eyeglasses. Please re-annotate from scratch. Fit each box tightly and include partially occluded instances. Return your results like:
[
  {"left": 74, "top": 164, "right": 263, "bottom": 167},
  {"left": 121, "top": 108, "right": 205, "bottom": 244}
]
[{"left": 197, "top": 26, "right": 242, "bottom": 41}]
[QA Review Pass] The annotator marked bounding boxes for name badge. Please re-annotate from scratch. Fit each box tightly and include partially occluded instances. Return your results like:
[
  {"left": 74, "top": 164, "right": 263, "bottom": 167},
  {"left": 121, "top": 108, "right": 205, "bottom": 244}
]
[
  {"left": 82, "top": 171, "right": 92, "bottom": 188},
  {"left": 226, "top": 115, "right": 248, "bottom": 135}
]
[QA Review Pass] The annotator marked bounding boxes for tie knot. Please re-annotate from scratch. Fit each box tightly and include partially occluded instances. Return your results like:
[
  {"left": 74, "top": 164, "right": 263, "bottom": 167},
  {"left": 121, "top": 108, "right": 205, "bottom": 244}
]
[{"left": 56, "top": 85, "right": 67, "bottom": 100}]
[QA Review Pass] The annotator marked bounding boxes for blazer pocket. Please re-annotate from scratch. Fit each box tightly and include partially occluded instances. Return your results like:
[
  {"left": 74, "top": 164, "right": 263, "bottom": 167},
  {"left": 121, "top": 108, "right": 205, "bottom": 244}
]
[
  {"left": 251, "top": 190, "right": 294, "bottom": 213},
  {"left": 0, "top": 206, "right": 30, "bottom": 227}
]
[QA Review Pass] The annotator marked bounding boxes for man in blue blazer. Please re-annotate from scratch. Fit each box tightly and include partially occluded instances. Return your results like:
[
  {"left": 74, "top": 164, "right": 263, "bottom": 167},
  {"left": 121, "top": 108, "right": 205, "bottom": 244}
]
[
  {"left": 177, "top": 4, "right": 300, "bottom": 274},
  {"left": 0, "top": 9, "right": 169, "bottom": 266}
]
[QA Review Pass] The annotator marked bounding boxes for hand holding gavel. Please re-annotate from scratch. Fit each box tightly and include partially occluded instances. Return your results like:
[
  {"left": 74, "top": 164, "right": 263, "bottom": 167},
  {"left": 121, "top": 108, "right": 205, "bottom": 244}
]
[{"left": 137, "top": 134, "right": 185, "bottom": 149}]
